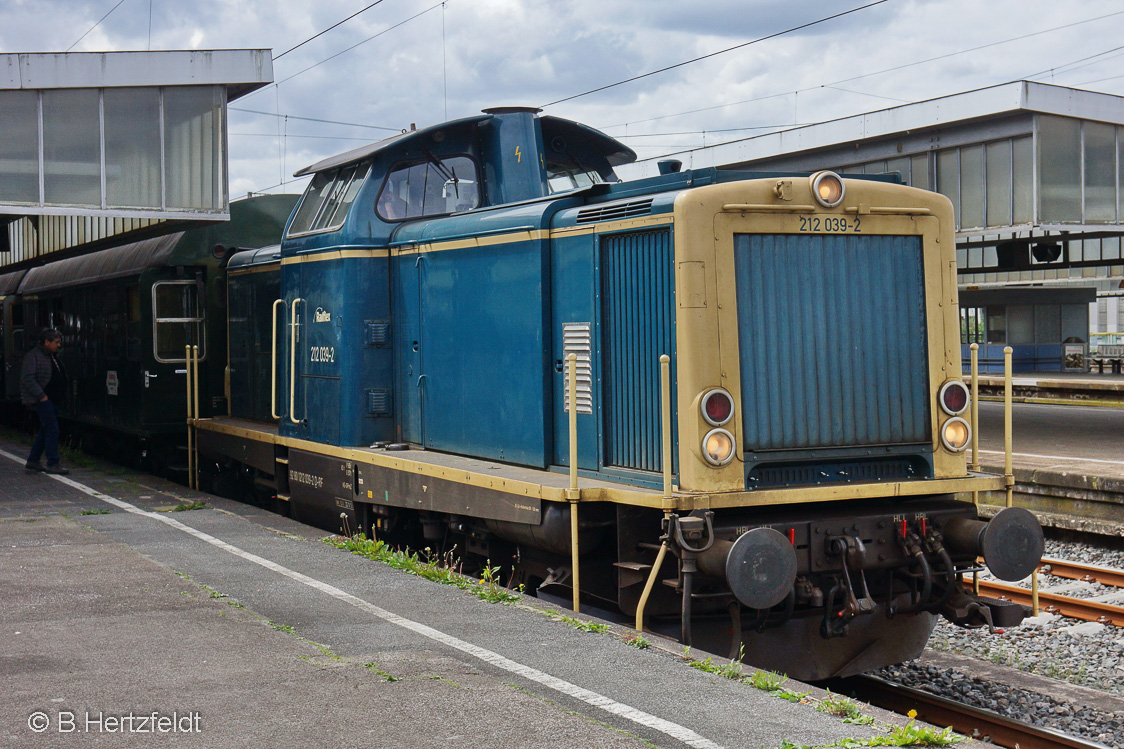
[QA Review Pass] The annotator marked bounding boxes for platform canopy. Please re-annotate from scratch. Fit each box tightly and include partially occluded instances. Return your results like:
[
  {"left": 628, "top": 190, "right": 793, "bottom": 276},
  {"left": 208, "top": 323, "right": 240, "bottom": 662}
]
[{"left": 0, "top": 50, "right": 271, "bottom": 222}]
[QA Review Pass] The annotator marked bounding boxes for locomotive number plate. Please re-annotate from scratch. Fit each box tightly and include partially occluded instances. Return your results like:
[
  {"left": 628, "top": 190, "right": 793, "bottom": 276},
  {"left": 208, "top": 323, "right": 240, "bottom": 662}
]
[{"left": 798, "top": 216, "right": 861, "bottom": 233}]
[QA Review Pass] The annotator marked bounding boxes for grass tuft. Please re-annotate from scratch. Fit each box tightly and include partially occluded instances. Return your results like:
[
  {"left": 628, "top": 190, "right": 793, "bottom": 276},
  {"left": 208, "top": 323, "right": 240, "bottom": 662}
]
[{"left": 325, "top": 535, "right": 522, "bottom": 605}]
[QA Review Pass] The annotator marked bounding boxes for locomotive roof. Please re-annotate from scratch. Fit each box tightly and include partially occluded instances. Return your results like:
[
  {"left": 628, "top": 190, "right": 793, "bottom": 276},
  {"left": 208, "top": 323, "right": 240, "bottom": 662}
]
[
  {"left": 19, "top": 232, "right": 187, "bottom": 294},
  {"left": 293, "top": 111, "right": 636, "bottom": 177}
]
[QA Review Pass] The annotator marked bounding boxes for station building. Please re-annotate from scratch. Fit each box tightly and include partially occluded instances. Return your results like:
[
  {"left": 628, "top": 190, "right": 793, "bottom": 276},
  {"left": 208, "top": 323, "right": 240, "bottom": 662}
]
[
  {"left": 0, "top": 50, "right": 272, "bottom": 270},
  {"left": 626, "top": 81, "right": 1124, "bottom": 368}
]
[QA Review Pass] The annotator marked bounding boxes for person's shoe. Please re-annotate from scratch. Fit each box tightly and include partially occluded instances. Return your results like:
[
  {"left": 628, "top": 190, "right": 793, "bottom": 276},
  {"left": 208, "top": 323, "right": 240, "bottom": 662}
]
[
  {"left": 44, "top": 465, "right": 70, "bottom": 476},
  {"left": 25, "top": 461, "right": 44, "bottom": 472}
]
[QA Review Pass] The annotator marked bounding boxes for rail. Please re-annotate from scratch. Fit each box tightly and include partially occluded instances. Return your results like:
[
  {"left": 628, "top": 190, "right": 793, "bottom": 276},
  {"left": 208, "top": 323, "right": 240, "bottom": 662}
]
[
  {"left": 973, "top": 556, "right": 1124, "bottom": 627},
  {"left": 1042, "top": 557, "right": 1124, "bottom": 588},
  {"left": 848, "top": 675, "right": 1109, "bottom": 749}
]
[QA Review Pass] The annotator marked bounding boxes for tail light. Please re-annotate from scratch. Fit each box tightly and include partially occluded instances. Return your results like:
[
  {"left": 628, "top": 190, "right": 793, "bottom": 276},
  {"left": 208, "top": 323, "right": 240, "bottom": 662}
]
[
  {"left": 938, "top": 380, "right": 970, "bottom": 415},
  {"left": 701, "top": 388, "right": 734, "bottom": 426}
]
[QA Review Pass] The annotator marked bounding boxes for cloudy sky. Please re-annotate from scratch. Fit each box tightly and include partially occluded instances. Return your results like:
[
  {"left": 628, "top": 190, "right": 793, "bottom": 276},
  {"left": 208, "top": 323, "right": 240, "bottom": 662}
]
[{"left": 3, "top": 0, "right": 1124, "bottom": 199}]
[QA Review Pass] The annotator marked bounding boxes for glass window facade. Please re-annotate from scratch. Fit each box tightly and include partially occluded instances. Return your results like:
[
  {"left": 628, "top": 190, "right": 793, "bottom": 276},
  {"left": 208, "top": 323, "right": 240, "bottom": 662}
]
[
  {"left": 0, "top": 85, "right": 226, "bottom": 215},
  {"left": 105, "top": 87, "right": 162, "bottom": 209},
  {"left": 1085, "top": 121, "right": 1116, "bottom": 222},
  {"left": 42, "top": 89, "right": 101, "bottom": 206},
  {"left": 985, "top": 141, "right": 1011, "bottom": 227},
  {"left": 0, "top": 90, "right": 40, "bottom": 204}
]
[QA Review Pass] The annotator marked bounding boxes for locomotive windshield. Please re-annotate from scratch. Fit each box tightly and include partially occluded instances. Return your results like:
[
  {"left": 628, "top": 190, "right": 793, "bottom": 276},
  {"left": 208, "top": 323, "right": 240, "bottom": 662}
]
[
  {"left": 376, "top": 155, "right": 479, "bottom": 221},
  {"left": 287, "top": 161, "right": 371, "bottom": 236}
]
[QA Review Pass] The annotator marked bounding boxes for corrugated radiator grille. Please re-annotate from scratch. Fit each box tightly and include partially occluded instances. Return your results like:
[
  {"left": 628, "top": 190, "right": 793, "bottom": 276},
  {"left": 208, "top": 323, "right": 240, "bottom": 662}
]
[
  {"left": 734, "top": 233, "right": 930, "bottom": 450},
  {"left": 601, "top": 228, "right": 674, "bottom": 472}
]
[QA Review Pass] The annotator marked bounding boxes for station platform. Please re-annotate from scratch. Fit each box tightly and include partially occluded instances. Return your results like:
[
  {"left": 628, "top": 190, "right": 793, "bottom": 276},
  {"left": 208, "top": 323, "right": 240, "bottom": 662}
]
[
  {"left": 0, "top": 432, "right": 963, "bottom": 749},
  {"left": 971, "top": 369, "right": 1124, "bottom": 406}
]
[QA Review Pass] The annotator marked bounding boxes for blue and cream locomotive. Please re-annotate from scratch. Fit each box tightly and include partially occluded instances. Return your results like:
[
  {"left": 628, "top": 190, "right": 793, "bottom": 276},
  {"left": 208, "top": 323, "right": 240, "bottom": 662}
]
[{"left": 198, "top": 107, "right": 1043, "bottom": 680}]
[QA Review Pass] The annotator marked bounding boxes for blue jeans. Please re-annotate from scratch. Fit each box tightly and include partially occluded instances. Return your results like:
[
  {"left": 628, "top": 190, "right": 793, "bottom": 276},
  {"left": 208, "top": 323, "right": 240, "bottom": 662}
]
[{"left": 28, "top": 399, "right": 60, "bottom": 467}]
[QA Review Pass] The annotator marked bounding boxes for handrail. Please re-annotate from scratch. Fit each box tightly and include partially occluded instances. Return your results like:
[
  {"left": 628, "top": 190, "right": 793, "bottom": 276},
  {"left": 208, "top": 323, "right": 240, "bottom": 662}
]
[
  {"left": 636, "top": 354, "right": 674, "bottom": 634},
  {"left": 185, "top": 344, "right": 194, "bottom": 489},
  {"left": 192, "top": 344, "right": 200, "bottom": 489},
  {"left": 271, "top": 299, "right": 284, "bottom": 420},
  {"left": 567, "top": 353, "right": 580, "bottom": 613},
  {"left": 289, "top": 298, "right": 304, "bottom": 424}
]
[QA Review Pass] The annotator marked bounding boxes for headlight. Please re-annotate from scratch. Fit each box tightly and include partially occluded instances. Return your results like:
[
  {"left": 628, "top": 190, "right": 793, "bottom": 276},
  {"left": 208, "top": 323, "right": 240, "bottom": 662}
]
[
  {"left": 702, "top": 428, "right": 736, "bottom": 466},
  {"left": 940, "top": 417, "right": 971, "bottom": 452},
  {"left": 938, "top": 380, "right": 970, "bottom": 416},
  {"left": 701, "top": 388, "right": 734, "bottom": 426},
  {"left": 810, "top": 171, "right": 845, "bottom": 208}
]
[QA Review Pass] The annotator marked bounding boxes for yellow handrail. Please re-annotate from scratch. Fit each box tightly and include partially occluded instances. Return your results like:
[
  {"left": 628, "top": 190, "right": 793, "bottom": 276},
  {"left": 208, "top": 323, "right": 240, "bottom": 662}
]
[
  {"left": 192, "top": 344, "right": 200, "bottom": 490},
  {"left": 567, "top": 353, "right": 580, "bottom": 613},
  {"left": 185, "top": 344, "right": 194, "bottom": 489},
  {"left": 636, "top": 354, "right": 673, "bottom": 634}
]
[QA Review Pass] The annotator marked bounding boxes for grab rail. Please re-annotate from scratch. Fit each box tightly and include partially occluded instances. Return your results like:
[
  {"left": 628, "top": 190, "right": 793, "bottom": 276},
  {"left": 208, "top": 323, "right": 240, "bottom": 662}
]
[
  {"left": 289, "top": 298, "right": 304, "bottom": 424},
  {"left": 271, "top": 299, "right": 284, "bottom": 420}
]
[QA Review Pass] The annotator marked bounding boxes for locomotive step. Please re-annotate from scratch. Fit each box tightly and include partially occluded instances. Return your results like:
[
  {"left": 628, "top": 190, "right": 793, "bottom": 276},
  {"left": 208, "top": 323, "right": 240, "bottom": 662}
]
[{"left": 612, "top": 560, "right": 653, "bottom": 587}]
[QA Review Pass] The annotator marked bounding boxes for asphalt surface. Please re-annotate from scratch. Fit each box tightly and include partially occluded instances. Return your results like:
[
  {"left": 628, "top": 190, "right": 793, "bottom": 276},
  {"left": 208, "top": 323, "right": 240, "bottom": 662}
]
[{"left": 0, "top": 432, "right": 944, "bottom": 749}]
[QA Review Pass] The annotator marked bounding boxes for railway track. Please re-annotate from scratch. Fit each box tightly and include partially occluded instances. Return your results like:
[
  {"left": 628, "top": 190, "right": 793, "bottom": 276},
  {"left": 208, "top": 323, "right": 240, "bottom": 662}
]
[
  {"left": 972, "top": 557, "right": 1124, "bottom": 627},
  {"left": 846, "top": 675, "right": 1111, "bottom": 749}
]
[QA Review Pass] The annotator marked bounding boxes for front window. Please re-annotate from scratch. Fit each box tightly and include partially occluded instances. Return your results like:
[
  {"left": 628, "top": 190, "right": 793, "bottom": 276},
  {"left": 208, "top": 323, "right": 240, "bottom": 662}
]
[
  {"left": 152, "top": 281, "right": 204, "bottom": 362},
  {"left": 376, "top": 155, "right": 478, "bottom": 221}
]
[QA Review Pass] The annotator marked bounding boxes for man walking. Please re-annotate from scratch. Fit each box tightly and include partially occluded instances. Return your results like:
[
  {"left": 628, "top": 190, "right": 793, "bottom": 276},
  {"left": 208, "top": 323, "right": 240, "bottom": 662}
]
[{"left": 21, "top": 328, "right": 70, "bottom": 475}]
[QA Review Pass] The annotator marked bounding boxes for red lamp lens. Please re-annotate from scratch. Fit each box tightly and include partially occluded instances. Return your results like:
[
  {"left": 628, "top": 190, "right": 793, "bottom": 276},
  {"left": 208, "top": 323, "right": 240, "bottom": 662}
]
[
  {"left": 704, "top": 391, "right": 733, "bottom": 424},
  {"left": 941, "top": 382, "right": 968, "bottom": 415}
]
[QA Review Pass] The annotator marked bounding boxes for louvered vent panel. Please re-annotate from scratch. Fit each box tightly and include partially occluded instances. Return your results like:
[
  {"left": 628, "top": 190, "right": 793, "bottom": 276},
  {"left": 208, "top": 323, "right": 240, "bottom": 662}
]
[
  {"left": 562, "top": 322, "right": 593, "bottom": 415},
  {"left": 576, "top": 199, "right": 654, "bottom": 224},
  {"left": 367, "top": 388, "right": 393, "bottom": 416},
  {"left": 366, "top": 319, "right": 391, "bottom": 347}
]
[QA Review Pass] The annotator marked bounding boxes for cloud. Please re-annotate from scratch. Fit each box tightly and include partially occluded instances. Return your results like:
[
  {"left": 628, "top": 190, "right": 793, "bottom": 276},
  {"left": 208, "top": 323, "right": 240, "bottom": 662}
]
[{"left": 2, "top": 0, "right": 1124, "bottom": 197}]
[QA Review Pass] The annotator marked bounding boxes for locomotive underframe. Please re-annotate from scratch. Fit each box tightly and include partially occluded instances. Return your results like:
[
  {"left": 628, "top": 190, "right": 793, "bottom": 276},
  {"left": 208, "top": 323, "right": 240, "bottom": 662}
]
[{"left": 195, "top": 419, "right": 1020, "bottom": 679}]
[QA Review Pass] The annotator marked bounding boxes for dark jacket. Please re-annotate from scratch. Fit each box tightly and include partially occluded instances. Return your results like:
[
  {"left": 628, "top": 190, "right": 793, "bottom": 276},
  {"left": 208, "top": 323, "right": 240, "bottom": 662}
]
[{"left": 20, "top": 345, "right": 59, "bottom": 407}]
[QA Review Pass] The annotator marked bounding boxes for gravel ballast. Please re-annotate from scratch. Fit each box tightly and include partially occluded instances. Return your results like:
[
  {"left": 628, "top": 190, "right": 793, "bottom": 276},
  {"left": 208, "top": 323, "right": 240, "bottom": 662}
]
[{"left": 873, "top": 536, "right": 1124, "bottom": 747}]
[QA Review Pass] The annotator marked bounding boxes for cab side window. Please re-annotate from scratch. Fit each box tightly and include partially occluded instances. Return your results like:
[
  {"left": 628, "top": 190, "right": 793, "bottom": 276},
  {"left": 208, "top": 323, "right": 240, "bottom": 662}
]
[{"left": 376, "top": 156, "right": 478, "bottom": 221}]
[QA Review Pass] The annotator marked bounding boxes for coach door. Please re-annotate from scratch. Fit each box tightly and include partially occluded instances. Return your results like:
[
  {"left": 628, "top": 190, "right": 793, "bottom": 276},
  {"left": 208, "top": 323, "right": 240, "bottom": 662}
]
[{"left": 152, "top": 278, "right": 205, "bottom": 425}]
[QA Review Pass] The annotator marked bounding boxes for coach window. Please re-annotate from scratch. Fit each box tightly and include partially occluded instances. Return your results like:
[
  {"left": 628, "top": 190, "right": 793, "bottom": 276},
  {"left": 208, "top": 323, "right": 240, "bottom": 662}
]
[
  {"left": 376, "top": 156, "right": 478, "bottom": 221},
  {"left": 152, "top": 280, "right": 205, "bottom": 363}
]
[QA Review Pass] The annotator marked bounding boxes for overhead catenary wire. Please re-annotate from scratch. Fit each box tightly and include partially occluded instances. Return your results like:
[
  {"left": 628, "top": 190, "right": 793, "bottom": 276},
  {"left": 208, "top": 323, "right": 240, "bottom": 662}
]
[
  {"left": 273, "top": 0, "right": 390, "bottom": 60},
  {"left": 602, "top": 8, "right": 1124, "bottom": 131},
  {"left": 67, "top": 0, "right": 127, "bottom": 51},
  {"left": 539, "top": 0, "right": 892, "bottom": 108},
  {"left": 270, "top": 2, "right": 444, "bottom": 90},
  {"left": 230, "top": 107, "right": 401, "bottom": 133}
]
